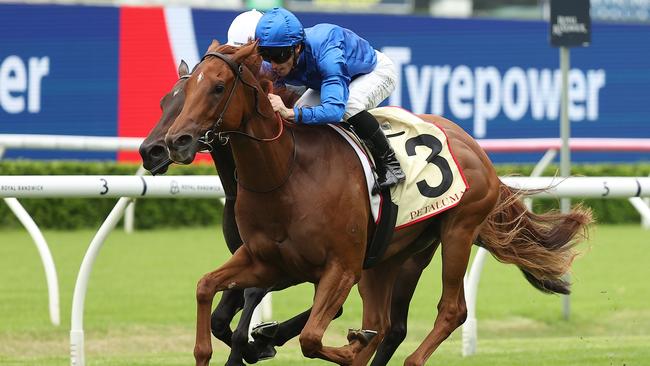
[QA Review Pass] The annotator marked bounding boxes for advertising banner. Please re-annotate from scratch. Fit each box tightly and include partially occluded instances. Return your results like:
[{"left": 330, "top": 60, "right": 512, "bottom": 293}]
[
  {"left": 0, "top": 5, "right": 119, "bottom": 160},
  {"left": 1, "top": 5, "right": 648, "bottom": 162}
]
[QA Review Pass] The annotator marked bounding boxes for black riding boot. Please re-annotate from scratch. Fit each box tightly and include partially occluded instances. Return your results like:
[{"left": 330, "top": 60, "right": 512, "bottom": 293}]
[{"left": 348, "top": 111, "right": 405, "bottom": 191}]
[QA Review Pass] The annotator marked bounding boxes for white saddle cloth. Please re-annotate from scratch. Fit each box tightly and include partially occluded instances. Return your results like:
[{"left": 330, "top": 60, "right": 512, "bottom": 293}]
[{"left": 329, "top": 107, "right": 468, "bottom": 229}]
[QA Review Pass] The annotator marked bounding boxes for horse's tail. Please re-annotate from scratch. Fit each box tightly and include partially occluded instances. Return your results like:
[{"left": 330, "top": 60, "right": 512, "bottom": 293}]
[{"left": 477, "top": 182, "right": 592, "bottom": 295}]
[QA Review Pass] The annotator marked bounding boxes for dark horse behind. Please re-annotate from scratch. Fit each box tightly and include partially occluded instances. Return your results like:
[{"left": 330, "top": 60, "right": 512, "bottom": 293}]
[{"left": 161, "top": 42, "right": 591, "bottom": 366}]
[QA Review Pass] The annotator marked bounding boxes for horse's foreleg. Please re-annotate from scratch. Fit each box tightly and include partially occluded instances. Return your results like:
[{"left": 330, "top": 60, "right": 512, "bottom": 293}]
[
  {"left": 404, "top": 228, "right": 475, "bottom": 366},
  {"left": 245, "top": 304, "right": 345, "bottom": 363},
  {"left": 299, "top": 264, "right": 359, "bottom": 365},
  {"left": 226, "top": 287, "right": 268, "bottom": 366},
  {"left": 210, "top": 288, "right": 244, "bottom": 347},
  {"left": 266, "top": 305, "right": 343, "bottom": 347},
  {"left": 212, "top": 194, "right": 245, "bottom": 348},
  {"left": 370, "top": 243, "right": 438, "bottom": 366},
  {"left": 194, "top": 246, "right": 274, "bottom": 366}
]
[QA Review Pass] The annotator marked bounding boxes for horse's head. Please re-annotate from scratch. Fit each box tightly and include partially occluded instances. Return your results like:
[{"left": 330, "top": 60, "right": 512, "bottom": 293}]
[
  {"left": 139, "top": 60, "right": 191, "bottom": 174},
  {"left": 165, "top": 40, "right": 270, "bottom": 164}
]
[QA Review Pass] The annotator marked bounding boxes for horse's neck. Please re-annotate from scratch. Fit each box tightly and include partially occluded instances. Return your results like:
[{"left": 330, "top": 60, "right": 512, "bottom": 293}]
[
  {"left": 209, "top": 145, "right": 238, "bottom": 197},
  {"left": 230, "top": 115, "right": 294, "bottom": 193}
]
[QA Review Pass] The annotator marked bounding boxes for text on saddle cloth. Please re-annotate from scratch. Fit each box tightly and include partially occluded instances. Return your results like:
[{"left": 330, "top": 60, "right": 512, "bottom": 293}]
[{"left": 372, "top": 107, "right": 468, "bottom": 229}]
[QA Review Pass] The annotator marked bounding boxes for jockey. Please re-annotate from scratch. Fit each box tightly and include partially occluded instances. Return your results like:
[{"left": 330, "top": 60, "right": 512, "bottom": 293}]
[
  {"left": 255, "top": 7, "right": 405, "bottom": 191},
  {"left": 226, "top": 9, "right": 264, "bottom": 46}
]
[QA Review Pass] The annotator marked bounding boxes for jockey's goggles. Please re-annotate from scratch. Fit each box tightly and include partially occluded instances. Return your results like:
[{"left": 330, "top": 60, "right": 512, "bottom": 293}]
[{"left": 258, "top": 46, "right": 294, "bottom": 64}]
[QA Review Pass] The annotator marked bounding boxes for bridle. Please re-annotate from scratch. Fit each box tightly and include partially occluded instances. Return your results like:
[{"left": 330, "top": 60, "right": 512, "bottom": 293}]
[
  {"left": 195, "top": 51, "right": 296, "bottom": 194},
  {"left": 196, "top": 51, "right": 284, "bottom": 150}
]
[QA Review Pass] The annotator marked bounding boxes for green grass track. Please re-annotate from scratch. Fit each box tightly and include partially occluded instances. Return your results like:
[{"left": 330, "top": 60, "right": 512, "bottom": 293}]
[{"left": 0, "top": 225, "right": 648, "bottom": 365}]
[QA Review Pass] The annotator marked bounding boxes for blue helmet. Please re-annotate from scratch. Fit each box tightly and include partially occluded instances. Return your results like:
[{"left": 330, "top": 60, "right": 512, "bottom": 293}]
[{"left": 255, "top": 7, "right": 304, "bottom": 47}]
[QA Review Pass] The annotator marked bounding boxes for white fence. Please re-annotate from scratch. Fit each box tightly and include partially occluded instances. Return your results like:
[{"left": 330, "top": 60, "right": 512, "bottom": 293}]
[
  {"left": 2, "top": 175, "right": 650, "bottom": 365},
  {"left": 0, "top": 134, "right": 142, "bottom": 156},
  {"left": 3, "top": 134, "right": 649, "bottom": 154}
]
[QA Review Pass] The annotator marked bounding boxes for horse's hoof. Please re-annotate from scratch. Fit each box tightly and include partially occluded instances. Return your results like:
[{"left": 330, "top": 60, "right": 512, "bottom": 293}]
[
  {"left": 251, "top": 321, "right": 279, "bottom": 341},
  {"left": 242, "top": 342, "right": 277, "bottom": 364},
  {"left": 242, "top": 348, "right": 259, "bottom": 365},
  {"left": 347, "top": 328, "right": 378, "bottom": 346},
  {"left": 257, "top": 344, "right": 277, "bottom": 361}
]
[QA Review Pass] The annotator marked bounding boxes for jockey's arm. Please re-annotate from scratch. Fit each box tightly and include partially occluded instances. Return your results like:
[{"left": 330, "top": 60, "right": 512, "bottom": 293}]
[{"left": 295, "top": 46, "right": 351, "bottom": 125}]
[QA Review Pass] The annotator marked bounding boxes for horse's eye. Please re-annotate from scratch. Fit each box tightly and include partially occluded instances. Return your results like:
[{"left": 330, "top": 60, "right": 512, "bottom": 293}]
[{"left": 214, "top": 85, "right": 225, "bottom": 94}]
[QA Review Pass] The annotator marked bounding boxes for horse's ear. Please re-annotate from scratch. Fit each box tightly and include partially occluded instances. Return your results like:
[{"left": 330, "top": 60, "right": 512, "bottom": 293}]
[
  {"left": 207, "top": 39, "right": 221, "bottom": 53},
  {"left": 232, "top": 40, "right": 259, "bottom": 64},
  {"left": 178, "top": 60, "right": 190, "bottom": 77}
]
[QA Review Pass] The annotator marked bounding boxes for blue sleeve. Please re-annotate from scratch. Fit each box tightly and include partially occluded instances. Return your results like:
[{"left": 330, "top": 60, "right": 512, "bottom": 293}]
[{"left": 295, "top": 35, "right": 350, "bottom": 125}]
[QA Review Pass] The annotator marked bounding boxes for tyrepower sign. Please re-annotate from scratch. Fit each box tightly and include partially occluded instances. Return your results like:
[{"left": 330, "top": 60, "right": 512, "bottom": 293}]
[{"left": 550, "top": 0, "right": 591, "bottom": 47}]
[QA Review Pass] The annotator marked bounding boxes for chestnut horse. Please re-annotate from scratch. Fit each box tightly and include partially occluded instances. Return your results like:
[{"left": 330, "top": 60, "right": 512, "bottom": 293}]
[
  {"left": 139, "top": 57, "right": 321, "bottom": 366},
  {"left": 165, "top": 42, "right": 591, "bottom": 366},
  {"left": 140, "top": 56, "right": 436, "bottom": 365}
]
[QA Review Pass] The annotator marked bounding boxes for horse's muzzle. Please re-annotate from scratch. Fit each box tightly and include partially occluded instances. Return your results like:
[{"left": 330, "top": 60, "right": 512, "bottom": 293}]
[
  {"left": 139, "top": 142, "right": 170, "bottom": 173},
  {"left": 166, "top": 133, "right": 197, "bottom": 165}
]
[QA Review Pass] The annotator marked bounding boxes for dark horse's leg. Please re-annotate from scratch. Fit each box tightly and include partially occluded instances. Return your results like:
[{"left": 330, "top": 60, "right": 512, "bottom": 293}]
[
  {"left": 259, "top": 306, "right": 344, "bottom": 348},
  {"left": 226, "top": 287, "right": 268, "bottom": 366},
  {"left": 210, "top": 289, "right": 244, "bottom": 347},
  {"left": 370, "top": 243, "right": 438, "bottom": 366},
  {"left": 232, "top": 289, "right": 346, "bottom": 365},
  {"left": 242, "top": 304, "right": 345, "bottom": 365},
  {"left": 210, "top": 197, "right": 245, "bottom": 347}
]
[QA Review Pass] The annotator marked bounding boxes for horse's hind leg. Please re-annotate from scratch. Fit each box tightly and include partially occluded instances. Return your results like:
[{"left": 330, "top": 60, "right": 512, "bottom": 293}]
[
  {"left": 404, "top": 218, "right": 484, "bottom": 366},
  {"left": 370, "top": 243, "right": 438, "bottom": 366},
  {"left": 194, "top": 246, "right": 277, "bottom": 366}
]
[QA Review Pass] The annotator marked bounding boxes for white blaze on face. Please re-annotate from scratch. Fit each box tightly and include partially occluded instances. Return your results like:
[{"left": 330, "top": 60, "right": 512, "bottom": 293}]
[
  {"left": 172, "top": 88, "right": 180, "bottom": 97},
  {"left": 197, "top": 72, "right": 204, "bottom": 84}
]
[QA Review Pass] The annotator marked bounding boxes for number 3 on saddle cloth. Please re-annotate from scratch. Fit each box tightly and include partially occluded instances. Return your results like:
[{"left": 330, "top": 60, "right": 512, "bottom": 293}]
[{"left": 330, "top": 107, "right": 469, "bottom": 268}]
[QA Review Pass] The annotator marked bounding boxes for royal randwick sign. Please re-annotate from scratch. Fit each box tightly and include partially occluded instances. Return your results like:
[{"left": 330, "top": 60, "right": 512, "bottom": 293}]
[{"left": 550, "top": 0, "right": 592, "bottom": 47}]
